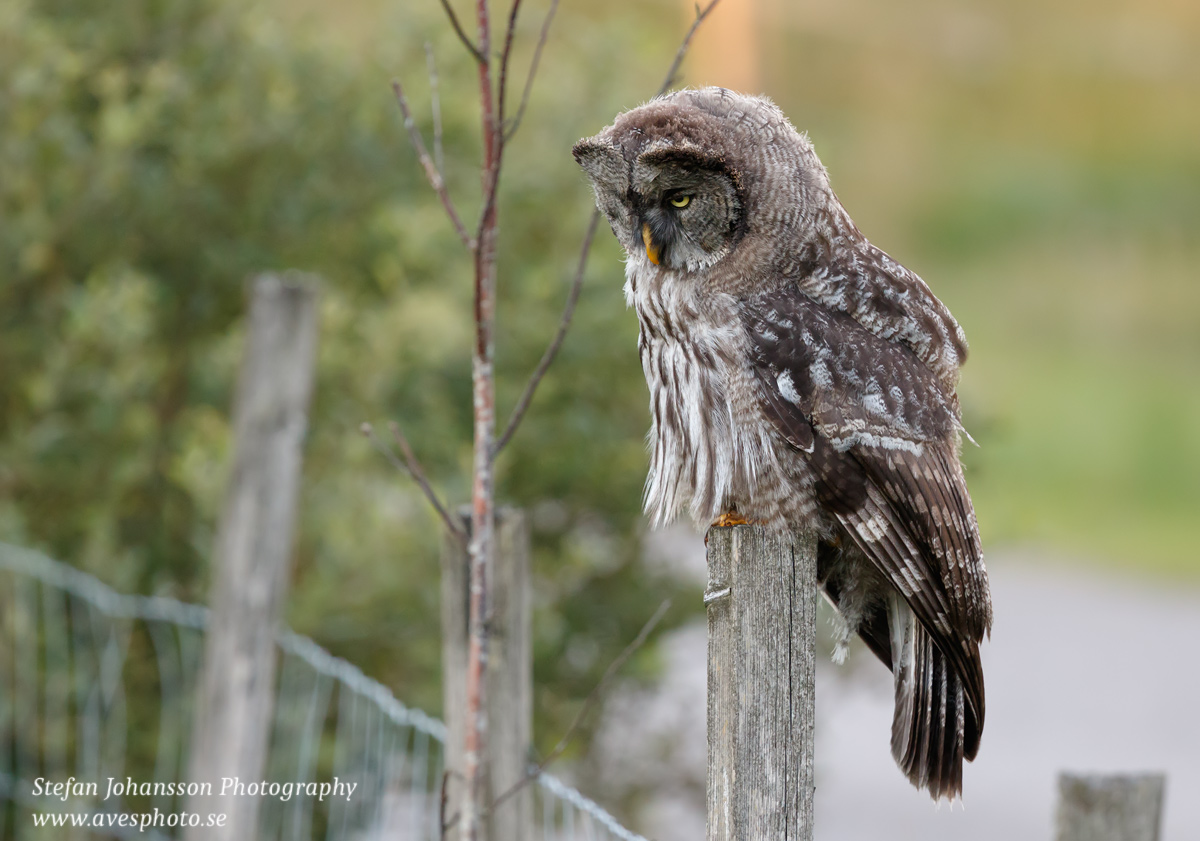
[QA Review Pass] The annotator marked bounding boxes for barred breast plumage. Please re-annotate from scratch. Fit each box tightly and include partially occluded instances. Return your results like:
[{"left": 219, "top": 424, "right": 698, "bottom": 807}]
[{"left": 623, "top": 257, "right": 793, "bottom": 530}]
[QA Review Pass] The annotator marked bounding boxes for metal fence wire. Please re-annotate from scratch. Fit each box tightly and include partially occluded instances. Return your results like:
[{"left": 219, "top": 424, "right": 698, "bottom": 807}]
[{"left": 0, "top": 542, "right": 648, "bottom": 841}]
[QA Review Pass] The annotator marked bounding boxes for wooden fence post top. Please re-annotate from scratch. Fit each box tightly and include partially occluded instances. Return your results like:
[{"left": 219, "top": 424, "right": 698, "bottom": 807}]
[
  {"left": 1056, "top": 772, "right": 1166, "bottom": 841},
  {"left": 247, "top": 269, "right": 321, "bottom": 299}
]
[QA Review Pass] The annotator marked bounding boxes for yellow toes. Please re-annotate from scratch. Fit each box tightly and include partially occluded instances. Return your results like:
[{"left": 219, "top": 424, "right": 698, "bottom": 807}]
[{"left": 712, "top": 512, "right": 751, "bottom": 528}]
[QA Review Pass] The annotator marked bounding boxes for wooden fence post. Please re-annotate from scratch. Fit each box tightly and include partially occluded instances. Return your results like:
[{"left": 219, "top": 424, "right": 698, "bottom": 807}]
[
  {"left": 185, "top": 274, "right": 320, "bottom": 841},
  {"left": 1055, "top": 773, "right": 1166, "bottom": 841},
  {"left": 705, "top": 524, "right": 817, "bottom": 841},
  {"left": 442, "top": 507, "right": 532, "bottom": 841}
]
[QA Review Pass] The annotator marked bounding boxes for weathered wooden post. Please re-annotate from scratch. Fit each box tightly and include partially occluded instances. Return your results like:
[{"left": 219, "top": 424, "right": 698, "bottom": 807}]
[
  {"left": 1055, "top": 773, "right": 1166, "bottom": 841},
  {"left": 441, "top": 507, "right": 532, "bottom": 841},
  {"left": 185, "top": 274, "right": 319, "bottom": 841},
  {"left": 705, "top": 524, "right": 817, "bottom": 841}
]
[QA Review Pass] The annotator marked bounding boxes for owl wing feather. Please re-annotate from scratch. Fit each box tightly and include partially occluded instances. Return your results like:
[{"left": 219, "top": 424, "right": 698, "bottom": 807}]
[{"left": 741, "top": 288, "right": 991, "bottom": 724}]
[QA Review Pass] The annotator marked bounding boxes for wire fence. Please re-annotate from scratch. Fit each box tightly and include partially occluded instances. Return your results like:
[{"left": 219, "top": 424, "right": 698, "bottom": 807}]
[{"left": 0, "top": 542, "right": 648, "bottom": 841}]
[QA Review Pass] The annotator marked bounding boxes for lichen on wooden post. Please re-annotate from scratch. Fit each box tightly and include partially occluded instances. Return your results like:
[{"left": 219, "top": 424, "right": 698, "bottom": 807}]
[
  {"left": 705, "top": 524, "right": 817, "bottom": 841},
  {"left": 1055, "top": 773, "right": 1166, "bottom": 841}
]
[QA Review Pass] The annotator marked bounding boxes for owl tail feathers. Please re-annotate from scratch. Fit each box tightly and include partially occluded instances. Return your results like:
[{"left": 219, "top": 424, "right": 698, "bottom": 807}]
[{"left": 888, "top": 597, "right": 982, "bottom": 801}]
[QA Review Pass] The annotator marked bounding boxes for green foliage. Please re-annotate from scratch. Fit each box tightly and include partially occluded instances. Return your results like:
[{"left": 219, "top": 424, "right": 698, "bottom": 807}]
[
  {"left": 1, "top": 0, "right": 415, "bottom": 591},
  {"left": 0, "top": 0, "right": 692, "bottom": 753}
]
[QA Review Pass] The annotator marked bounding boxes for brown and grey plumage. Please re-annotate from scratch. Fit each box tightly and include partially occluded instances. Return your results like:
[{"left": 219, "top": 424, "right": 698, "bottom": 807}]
[{"left": 573, "top": 87, "right": 992, "bottom": 800}]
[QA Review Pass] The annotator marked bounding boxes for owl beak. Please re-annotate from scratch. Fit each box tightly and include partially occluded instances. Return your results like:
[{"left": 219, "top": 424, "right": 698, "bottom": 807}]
[{"left": 642, "top": 223, "right": 661, "bottom": 265}]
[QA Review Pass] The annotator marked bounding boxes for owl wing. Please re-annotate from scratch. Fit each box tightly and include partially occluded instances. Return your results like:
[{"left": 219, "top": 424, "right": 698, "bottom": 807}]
[{"left": 741, "top": 288, "right": 991, "bottom": 688}]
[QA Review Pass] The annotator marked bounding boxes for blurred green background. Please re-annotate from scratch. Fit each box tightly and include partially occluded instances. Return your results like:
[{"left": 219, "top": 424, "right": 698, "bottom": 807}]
[{"left": 2, "top": 0, "right": 1197, "bottom": 778}]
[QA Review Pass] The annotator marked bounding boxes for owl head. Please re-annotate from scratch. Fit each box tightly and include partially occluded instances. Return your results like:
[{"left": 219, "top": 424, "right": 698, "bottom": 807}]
[{"left": 572, "top": 87, "right": 831, "bottom": 276}]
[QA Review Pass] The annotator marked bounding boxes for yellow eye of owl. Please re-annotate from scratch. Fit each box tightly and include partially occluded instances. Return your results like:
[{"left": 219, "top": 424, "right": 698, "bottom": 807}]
[{"left": 669, "top": 195, "right": 691, "bottom": 208}]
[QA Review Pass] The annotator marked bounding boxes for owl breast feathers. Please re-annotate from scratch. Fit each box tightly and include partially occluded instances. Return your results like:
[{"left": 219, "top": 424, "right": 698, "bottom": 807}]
[{"left": 574, "top": 87, "right": 993, "bottom": 800}]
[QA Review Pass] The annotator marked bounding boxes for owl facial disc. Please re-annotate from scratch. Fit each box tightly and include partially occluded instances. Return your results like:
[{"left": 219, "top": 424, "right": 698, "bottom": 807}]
[{"left": 573, "top": 110, "right": 746, "bottom": 273}]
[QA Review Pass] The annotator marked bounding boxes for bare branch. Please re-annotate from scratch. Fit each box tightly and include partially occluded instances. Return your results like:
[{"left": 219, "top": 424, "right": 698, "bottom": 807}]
[
  {"left": 493, "top": 209, "right": 599, "bottom": 457},
  {"left": 502, "top": 0, "right": 560, "bottom": 142},
  {"left": 439, "top": 771, "right": 452, "bottom": 839},
  {"left": 403, "top": 5, "right": 722, "bottom": 836},
  {"left": 497, "top": 0, "right": 523, "bottom": 128},
  {"left": 472, "top": 0, "right": 503, "bottom": 266},
  {"left": 658, "top": 0, "right": 723, "bottom": 96},
  {"left": 463, "top": 4, "right": 499, "bottom": 837},
  {"left": 392, "top": 80, "right": 476, "bottom": 251},
  {"left": 489, "top": 599, "right": 672, "bottom": 814},
  {"left": 439, "top": 0, "right": 485, "bottom": 63},
  {"left": 494, "top": 2, "right": 720, "bottom": 455},
  {"left": 361, "top": 422, "right": 467, "bottom": 547},
  {"left": 424, "top": 43, "right": 446, "bottom": 176}
]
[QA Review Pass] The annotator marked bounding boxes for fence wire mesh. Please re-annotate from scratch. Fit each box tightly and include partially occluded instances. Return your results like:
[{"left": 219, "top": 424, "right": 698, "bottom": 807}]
[{"left": 0, "top": 542, "right": 648, "bottom": 841}]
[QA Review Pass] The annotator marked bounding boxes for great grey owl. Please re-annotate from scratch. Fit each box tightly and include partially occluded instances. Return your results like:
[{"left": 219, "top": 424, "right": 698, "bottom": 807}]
[{"left": 573, "top": 87, "right": 991, "bottom": 800}]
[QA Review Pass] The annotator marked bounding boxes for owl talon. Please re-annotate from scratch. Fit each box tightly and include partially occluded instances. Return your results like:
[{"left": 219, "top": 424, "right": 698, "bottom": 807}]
[{"left": 712, "top": 512, "right": 751, "bottom": 528}]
